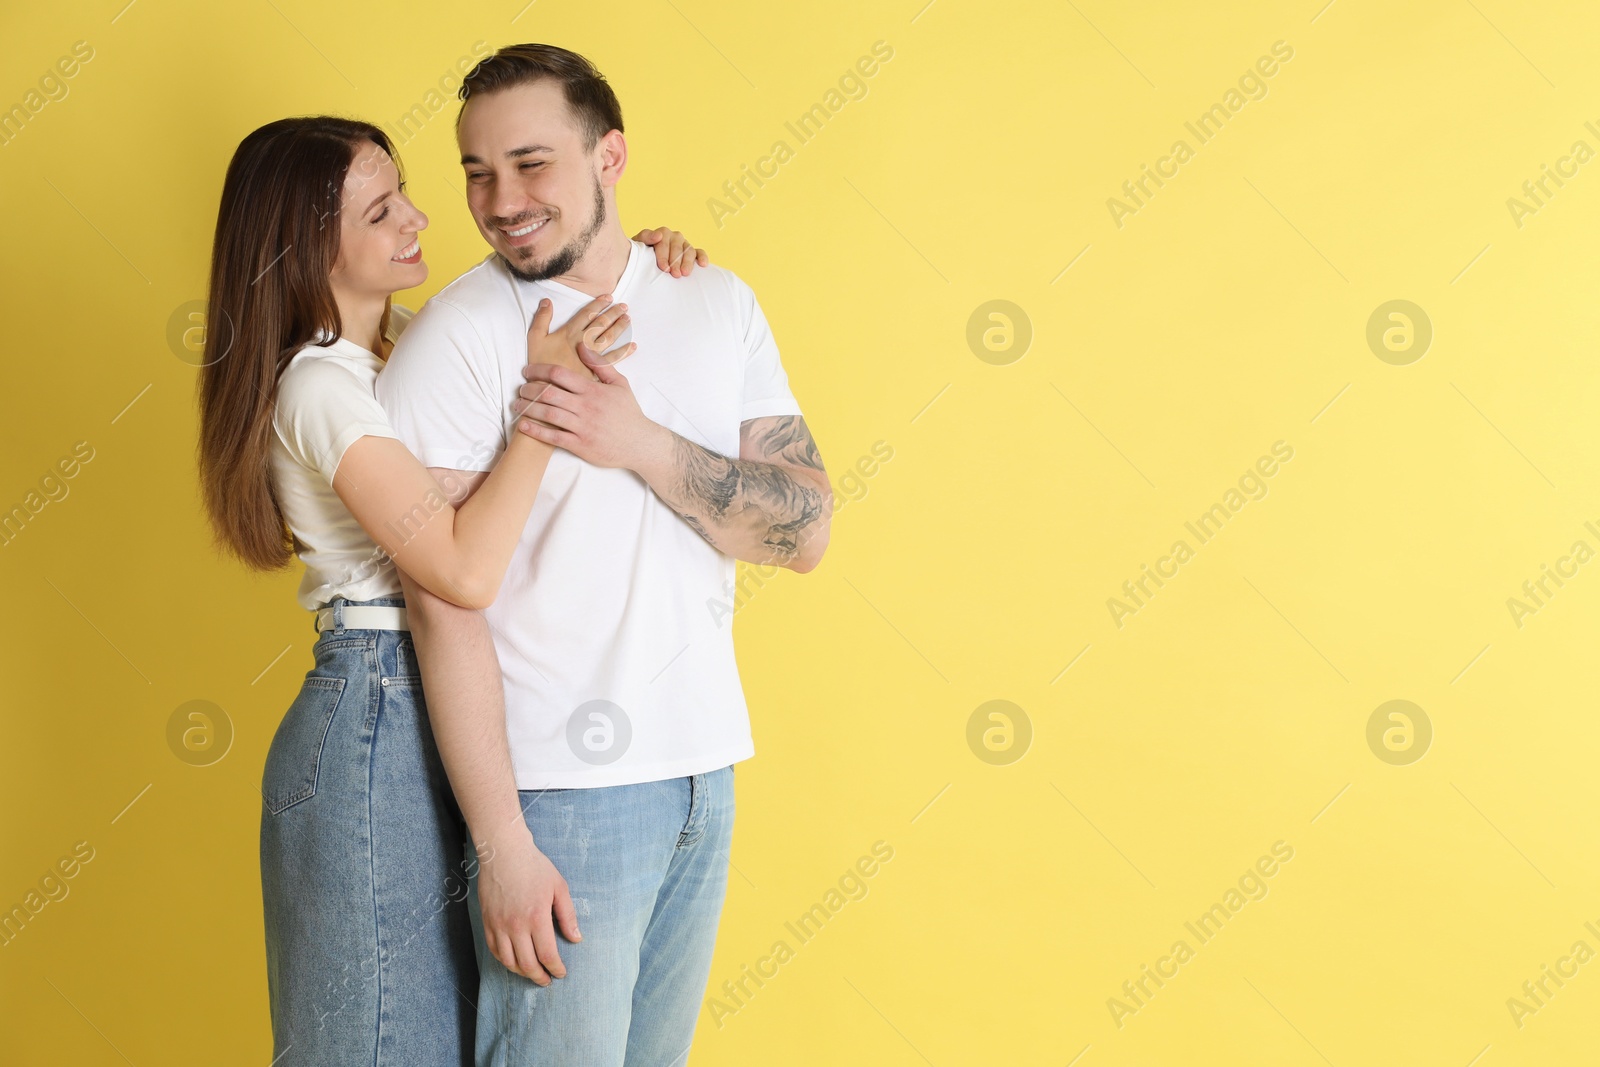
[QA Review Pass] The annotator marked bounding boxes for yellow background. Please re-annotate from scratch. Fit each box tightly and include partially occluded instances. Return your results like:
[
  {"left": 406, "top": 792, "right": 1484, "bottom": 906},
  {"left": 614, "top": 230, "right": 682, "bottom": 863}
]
[{"left": 4, "top": 0, "right": 1600, "bottom": 1063}]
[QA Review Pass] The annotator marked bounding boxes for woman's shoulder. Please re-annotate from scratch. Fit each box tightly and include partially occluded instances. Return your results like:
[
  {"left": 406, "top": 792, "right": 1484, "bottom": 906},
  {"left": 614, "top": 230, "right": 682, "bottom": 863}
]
[
  {"left": 275, "top": 344, "right": 379, "bottom": 420},
  {"left": 386, "top": 304, "right": 417, "bottom": 342}
]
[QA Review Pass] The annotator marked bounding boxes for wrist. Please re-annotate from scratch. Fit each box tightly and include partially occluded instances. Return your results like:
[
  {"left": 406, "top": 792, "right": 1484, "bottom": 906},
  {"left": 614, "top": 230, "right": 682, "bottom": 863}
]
[
  {"left": 626, "top": 419, "right": 673, "bottom": 477},
  {"left": 470, "top": 817, "right": 534, "bottom": 859}
]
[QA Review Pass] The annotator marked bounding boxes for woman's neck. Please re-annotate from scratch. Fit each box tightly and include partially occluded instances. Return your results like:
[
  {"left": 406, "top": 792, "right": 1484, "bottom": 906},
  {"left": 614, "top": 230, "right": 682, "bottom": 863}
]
[{"left": 332, "top": 287, "right": 388, "bottom": 357}]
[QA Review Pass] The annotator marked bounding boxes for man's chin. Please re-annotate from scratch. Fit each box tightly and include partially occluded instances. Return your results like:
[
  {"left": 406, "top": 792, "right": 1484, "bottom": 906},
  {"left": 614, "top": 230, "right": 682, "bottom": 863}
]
[{"left": 498, "top": 249, "right": 552, "bottom": 283}]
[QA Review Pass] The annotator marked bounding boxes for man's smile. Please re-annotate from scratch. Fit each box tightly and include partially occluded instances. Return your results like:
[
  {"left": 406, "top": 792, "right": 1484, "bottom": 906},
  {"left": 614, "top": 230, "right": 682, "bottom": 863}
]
[{"left": 499, "top": 217, "right": 549, "bottom": 246}]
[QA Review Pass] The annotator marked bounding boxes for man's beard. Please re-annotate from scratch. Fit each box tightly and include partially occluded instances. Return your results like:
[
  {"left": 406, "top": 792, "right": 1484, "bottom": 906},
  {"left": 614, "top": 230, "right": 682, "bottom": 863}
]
[{"left": 501, "top": 176, "right": 607, "bottom": 283}]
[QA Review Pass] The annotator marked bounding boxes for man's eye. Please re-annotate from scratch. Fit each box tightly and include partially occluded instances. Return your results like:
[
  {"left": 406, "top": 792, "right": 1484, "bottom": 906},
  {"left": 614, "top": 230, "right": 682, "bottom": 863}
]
[{"left": 521, "top": 162, "right": 544, "bottom": 170}]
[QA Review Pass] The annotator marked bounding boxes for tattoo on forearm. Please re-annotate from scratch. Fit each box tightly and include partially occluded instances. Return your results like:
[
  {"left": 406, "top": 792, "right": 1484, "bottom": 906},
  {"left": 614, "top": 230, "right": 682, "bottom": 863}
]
[
  {"left": 667, "top": 426, "right": 826, "bottom": 564},
  {"left": 747, "top": 416, "right": 824, "bottom": 472},
  {"left": 681, "top": 512, "right": 715, "bottom": 545}
]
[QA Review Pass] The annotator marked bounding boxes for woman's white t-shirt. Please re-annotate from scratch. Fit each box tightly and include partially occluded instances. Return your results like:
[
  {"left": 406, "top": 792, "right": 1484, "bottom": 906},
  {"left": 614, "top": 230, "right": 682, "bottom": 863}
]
[{"left": 270, "top": 307, "right": 413, "bottom": 609}]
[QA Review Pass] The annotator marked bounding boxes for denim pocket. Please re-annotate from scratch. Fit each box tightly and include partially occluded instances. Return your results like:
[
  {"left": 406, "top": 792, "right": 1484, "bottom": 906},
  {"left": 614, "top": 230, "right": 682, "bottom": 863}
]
[
  {"left": 391, "top": 636, "right": 421, "bottom": 682},
  {"left": 262, "top": 676, "right": 346, "bottom": 815}
]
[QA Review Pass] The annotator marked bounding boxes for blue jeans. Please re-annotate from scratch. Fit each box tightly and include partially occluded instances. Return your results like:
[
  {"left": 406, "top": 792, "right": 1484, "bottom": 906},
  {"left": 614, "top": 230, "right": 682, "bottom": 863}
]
[
  {"left": 260, "top": 596, "right": 477, "bottom": 1067},
  {"left": 468, "top": 767, "right": 735, "bottom": 1066}
]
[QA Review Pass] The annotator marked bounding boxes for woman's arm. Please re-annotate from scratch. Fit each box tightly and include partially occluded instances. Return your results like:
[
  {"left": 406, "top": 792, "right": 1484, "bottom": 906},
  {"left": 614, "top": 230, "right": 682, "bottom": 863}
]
[
  {"left": 337, "top": 225, "right": 708, "bottom": 607},
  {"left": 334, "top": 295, "right": 634, "bottom": 609}
]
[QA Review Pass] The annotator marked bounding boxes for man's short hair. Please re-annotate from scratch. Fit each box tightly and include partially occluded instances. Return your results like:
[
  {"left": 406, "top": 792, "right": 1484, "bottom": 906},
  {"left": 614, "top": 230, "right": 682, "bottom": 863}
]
[{"left": 458, "top": 43, "right": 624, "bottom": 151}]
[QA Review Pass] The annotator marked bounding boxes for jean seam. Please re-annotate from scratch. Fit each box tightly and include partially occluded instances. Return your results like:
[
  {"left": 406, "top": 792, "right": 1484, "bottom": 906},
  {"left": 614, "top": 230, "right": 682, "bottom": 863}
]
[{"left": 366, "top": 666, "right": 385, "bottom": 1067}]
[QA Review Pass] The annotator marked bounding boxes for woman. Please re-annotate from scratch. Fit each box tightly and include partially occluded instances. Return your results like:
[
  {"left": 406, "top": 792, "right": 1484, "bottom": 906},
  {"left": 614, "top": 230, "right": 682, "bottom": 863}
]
[{"left": 195, "top": 115, "right": 707, "bottom": 1066}]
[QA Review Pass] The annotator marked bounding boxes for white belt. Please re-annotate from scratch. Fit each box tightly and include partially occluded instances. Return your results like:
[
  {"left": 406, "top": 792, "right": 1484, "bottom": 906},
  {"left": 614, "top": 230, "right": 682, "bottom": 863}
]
[{"left": 315, "top": 605, "right": 410, "bottom": 632}]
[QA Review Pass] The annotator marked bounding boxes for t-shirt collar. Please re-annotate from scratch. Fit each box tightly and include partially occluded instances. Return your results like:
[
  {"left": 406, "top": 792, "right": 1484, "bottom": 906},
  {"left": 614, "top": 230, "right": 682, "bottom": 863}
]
[{"left": 307, "top": 321, "right": 396, "bottom": 361}]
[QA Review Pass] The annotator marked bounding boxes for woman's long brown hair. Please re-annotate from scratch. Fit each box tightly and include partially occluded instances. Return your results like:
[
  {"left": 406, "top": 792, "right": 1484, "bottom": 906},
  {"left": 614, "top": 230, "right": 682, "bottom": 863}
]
[{"left": 197, "top": 116, "right": 399, "bottom": 570}]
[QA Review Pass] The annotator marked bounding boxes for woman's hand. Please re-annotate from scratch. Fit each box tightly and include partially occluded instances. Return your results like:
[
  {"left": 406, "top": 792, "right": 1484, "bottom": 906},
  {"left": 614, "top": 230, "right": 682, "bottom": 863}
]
[
  {"left": 526, "top": 293, "right": 634, "bottom": 376},
  {"left": 519, "top": 295, "right": 637, "bottom": 432},
  {"left": 634, "top": 226, "right": 709, "bottom": 277}
]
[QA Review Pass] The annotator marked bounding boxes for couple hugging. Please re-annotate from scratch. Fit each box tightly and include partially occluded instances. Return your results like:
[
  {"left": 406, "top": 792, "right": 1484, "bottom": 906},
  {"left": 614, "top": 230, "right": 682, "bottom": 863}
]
[{"left": 196, "top": 41, "right": 830, "bottom": 1067}]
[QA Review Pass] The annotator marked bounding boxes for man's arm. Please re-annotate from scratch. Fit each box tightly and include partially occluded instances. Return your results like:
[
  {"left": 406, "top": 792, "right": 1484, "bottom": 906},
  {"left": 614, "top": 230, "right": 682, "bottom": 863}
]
[
  {"left": 400, "top": 467, "right": 580, "bottom": 988},
  {"left": 515, "top": 363, "right": 833, "bottom": 572},
  {"left": 643, "top": 414, "right": 831, "bottom": 571}
]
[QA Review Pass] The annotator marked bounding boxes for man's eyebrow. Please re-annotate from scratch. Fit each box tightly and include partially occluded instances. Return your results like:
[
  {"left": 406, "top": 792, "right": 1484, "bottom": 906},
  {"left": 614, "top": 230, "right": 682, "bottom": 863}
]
[{"left": 460, "top": 144, "right": 556, "bottom": 166}]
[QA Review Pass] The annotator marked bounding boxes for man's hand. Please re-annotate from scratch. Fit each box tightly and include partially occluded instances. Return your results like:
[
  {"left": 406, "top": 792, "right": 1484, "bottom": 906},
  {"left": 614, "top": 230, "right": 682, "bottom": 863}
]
[
  {"left": 475, "top": 826, "right": 582, "bottom": 987},
  {"left": 514, "top": 357, "right": 666, "bottom": 470},
  {"left": 633, "top": 226, "right": 709, "bottom": 277}
]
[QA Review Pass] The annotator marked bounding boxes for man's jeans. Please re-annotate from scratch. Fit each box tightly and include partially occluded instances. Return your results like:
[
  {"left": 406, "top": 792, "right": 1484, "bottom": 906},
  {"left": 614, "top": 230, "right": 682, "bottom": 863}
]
[{"left": 467, "top": 766, "right": 735, "bottom": 1066}]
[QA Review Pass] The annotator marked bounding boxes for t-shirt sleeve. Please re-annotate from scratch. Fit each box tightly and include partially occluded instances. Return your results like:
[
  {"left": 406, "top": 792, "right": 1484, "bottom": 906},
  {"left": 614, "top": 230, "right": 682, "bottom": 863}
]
[
  {"left": 375, "top": 298, "right": 505, "bottom": 473},
  {"left": 734, "top": 275, "right": 803, "bottom": 422},
  {"left": 273, "top": 356, "right": 398, "bottom": 485}
]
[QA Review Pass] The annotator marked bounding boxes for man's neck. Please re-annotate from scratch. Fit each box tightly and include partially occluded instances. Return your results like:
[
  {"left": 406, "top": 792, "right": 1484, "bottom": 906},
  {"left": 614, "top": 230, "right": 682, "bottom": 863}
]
[{"left": 543, "top": 226, "right": 632, "bottom": 297}]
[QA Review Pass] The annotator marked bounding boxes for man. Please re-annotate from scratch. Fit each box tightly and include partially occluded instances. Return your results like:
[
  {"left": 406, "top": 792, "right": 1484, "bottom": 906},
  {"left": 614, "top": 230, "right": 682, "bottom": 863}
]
[{"left": 375, "top": 43, "right": 831, "bottom": 1066}]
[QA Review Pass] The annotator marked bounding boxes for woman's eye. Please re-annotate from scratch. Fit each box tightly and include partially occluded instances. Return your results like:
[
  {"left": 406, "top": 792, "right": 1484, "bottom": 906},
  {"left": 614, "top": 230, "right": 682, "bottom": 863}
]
[{"left": 374, "top": 208, "right": 389, "bottom": 223}]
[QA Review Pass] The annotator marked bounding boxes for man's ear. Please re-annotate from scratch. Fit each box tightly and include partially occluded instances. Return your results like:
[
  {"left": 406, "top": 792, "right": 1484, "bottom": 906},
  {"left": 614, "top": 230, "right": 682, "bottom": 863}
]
[{"left": 598, "top": 129, "right": 627, "bottom": 186}]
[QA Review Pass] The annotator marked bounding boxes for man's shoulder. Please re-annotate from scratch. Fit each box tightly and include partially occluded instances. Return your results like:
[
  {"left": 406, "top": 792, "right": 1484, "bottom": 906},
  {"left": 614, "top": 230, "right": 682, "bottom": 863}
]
[
  {"left": 635, "top": 252, "right": 754, "bottom": 313},
  {"left": 396, "top": 255, "right": 519, "bottom": 345}
]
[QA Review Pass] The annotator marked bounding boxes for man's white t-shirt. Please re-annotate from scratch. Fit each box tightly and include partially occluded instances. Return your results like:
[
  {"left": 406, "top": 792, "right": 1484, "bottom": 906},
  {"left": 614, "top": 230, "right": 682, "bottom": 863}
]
[
  {"left": 376, "top": 241, "right": 802, "bottom": 789},
  {"left": 271, "top": 308, "right": 414, "bottom": 609}
]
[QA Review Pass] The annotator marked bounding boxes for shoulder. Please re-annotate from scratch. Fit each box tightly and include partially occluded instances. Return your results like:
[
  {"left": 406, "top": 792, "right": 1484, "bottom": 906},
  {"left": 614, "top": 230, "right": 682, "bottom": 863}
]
[
  {"left": 272, "top": 346, "right": 390, "bottom": 462},
  {"left": 389, "top": 256, "right": 517, "bottom": 358},
  {"left": 279, "top": 344, "right": 370, "bottom": 395},
  {"left": 428, "top": 254, "right": 519, "bottom": 324},
  {"left": 276, "top": 345, "right": 375, "bottom": 420},
  {"left": 637, "top": 253, "right": 753, "bottom": 310}
]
